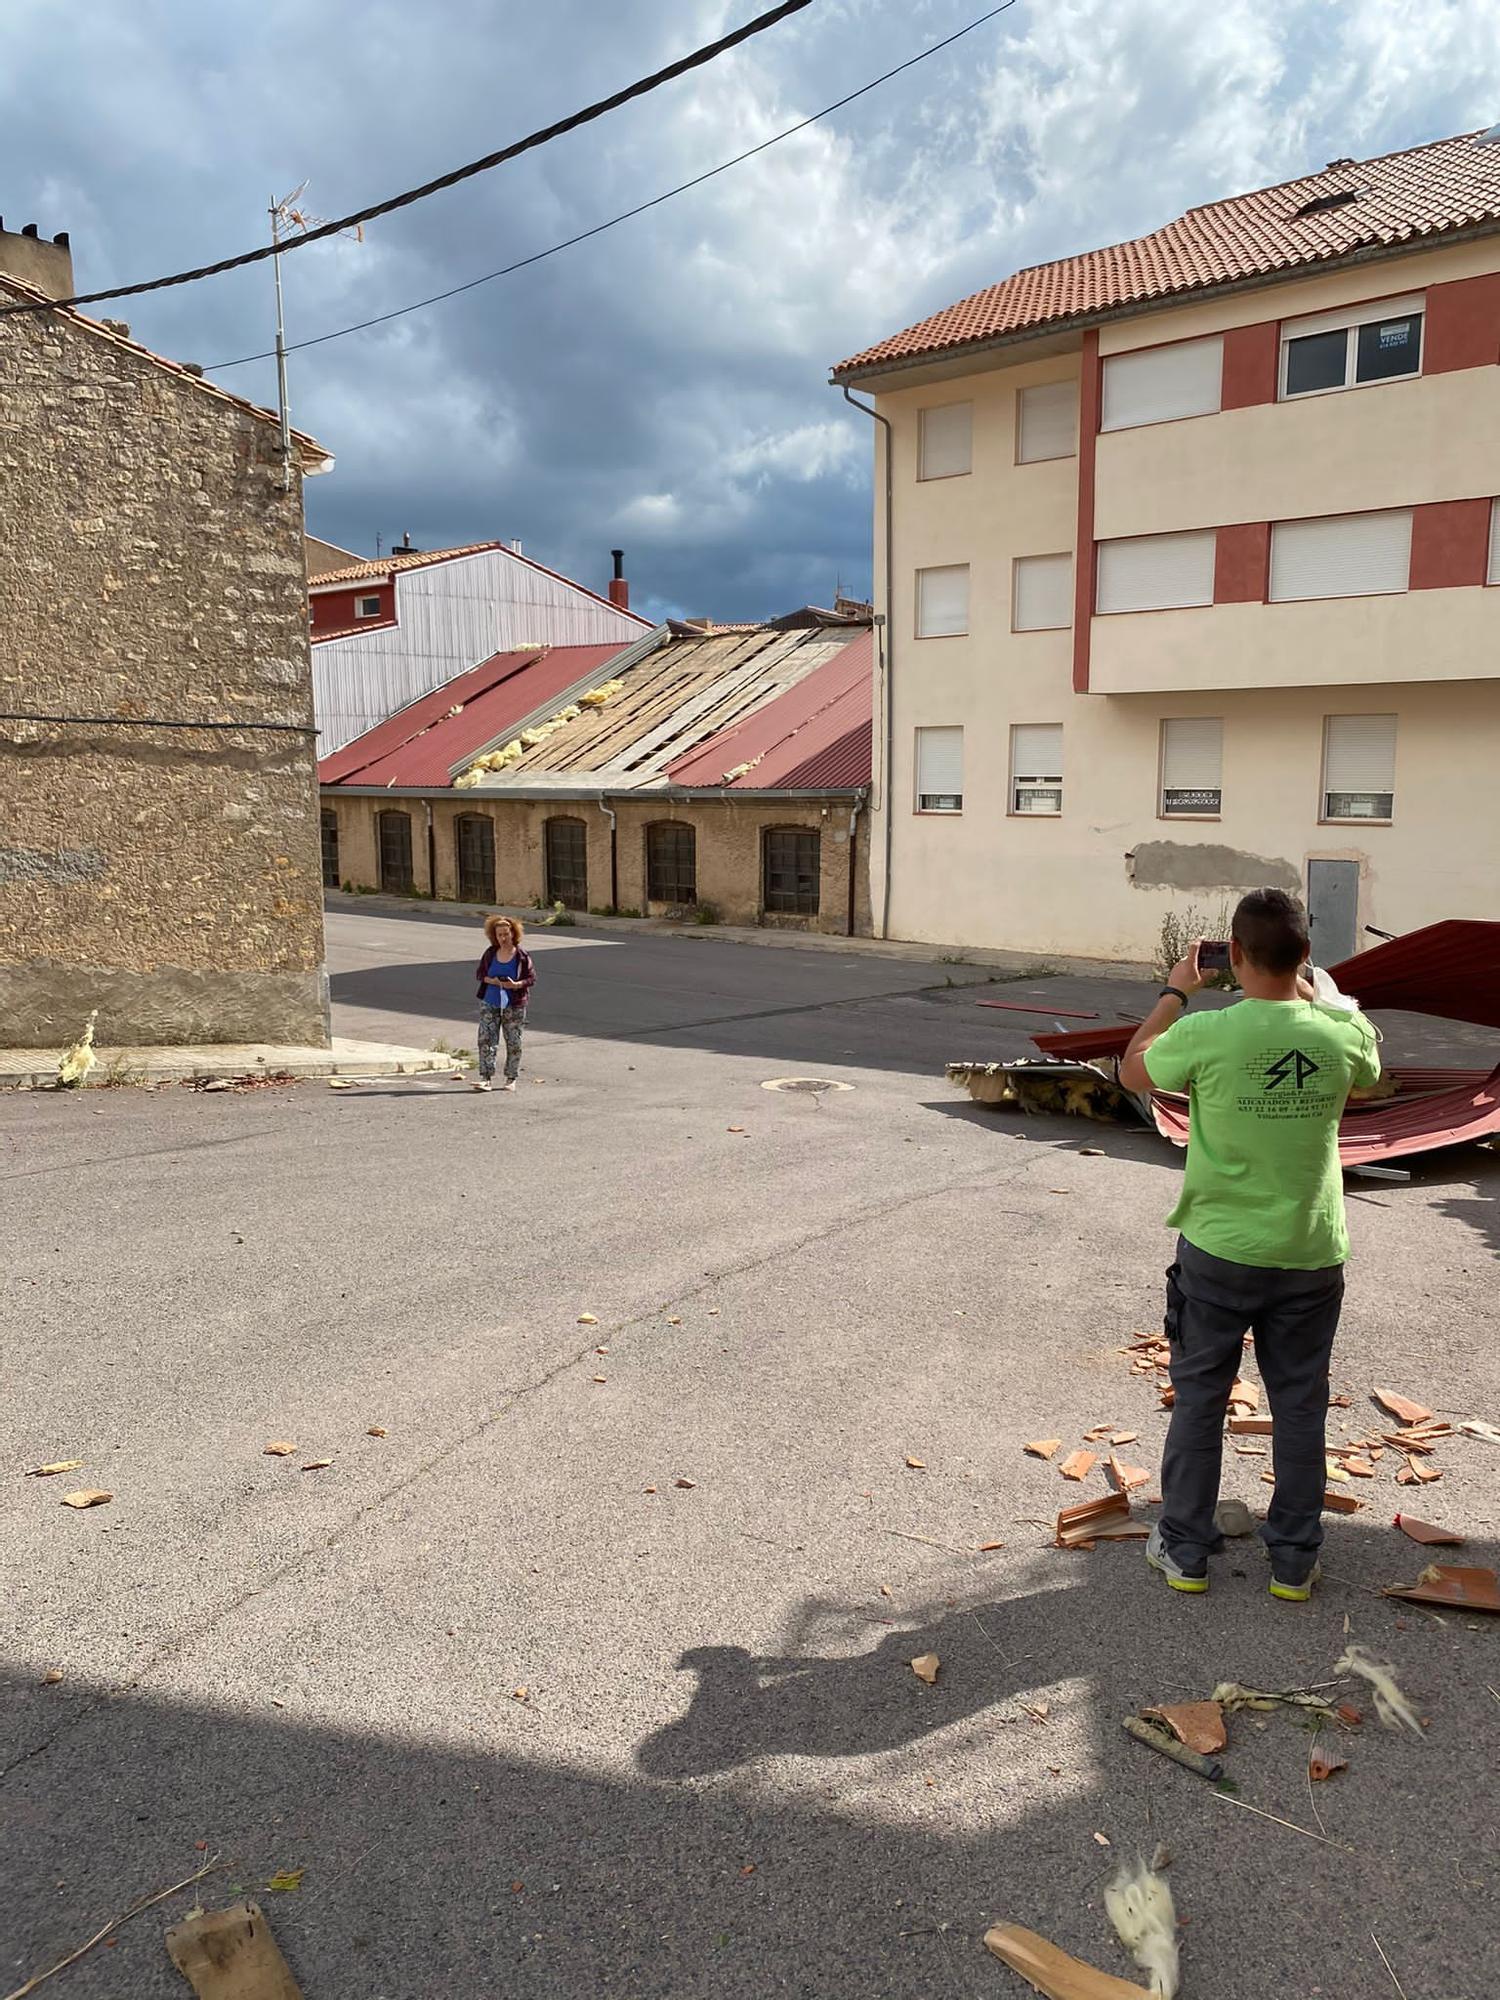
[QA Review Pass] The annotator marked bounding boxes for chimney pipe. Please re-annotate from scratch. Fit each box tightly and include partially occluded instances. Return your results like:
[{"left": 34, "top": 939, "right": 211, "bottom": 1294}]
[{"left": 608, "top": 547, "right": 629, "bottom": 611}]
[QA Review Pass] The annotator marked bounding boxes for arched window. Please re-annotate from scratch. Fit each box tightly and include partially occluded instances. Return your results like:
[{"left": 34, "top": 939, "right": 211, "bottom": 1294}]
[
  {"left": 376, "top": 809, "right": 413, "bottom": 894},
  {"left": 762, "top": 826, "right": 820, "bottom": 916},
  {"left": 646, "top": 820, "right": 696, "bottom": 905},
  {"left": 455, "top": 813, "right": 496, "bottom": 904},
  {"left": 320, "top": 807, "right": 340, "bottom": 890},
  {"left": 544, "top": 816, "right": 588, "bottom": 909}
]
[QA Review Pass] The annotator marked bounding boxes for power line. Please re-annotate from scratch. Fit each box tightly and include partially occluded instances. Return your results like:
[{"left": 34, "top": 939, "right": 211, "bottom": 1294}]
[
  {"left": 0, "top": 0, "right": 815, "bottom": 318},
  {"left": 208, "top": 0, "right": 1019, "bottom": 372}
]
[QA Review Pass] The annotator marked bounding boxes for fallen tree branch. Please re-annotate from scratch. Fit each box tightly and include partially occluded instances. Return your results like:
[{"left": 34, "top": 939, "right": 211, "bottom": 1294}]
[{"left": 3, "top": 1855, "right": 219, "bottom": 2000}]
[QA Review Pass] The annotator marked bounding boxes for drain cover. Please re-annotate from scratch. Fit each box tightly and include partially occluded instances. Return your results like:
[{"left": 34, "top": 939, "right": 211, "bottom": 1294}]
[{"left": 760, "top": 1077, "right": 853, "bottom": 1094}]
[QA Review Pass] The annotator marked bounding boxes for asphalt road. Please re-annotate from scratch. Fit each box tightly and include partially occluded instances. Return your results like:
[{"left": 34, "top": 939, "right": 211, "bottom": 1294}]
[{"left": 3, "top": 910, "right": 1497, "bottom": 1999}]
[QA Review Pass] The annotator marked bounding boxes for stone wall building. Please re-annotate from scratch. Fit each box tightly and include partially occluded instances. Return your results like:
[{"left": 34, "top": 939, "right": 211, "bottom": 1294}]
[{"left": 1, "top": 239, "right": 334, "bottom": 1047}]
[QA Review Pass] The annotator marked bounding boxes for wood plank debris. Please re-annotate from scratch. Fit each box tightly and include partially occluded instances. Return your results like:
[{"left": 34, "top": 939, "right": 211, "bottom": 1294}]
[
  {"left": 165, "top": 1900, "right": 304, "bottom": 1999},
  {"left": 983, "top": 1924, "right": 1153, "bottom": 2000}
]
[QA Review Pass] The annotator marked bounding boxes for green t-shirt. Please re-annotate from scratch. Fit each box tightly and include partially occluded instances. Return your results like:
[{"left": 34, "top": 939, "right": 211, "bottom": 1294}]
[{"left": 1144, "top": 998, "right": 1381, "bottom": 1270}]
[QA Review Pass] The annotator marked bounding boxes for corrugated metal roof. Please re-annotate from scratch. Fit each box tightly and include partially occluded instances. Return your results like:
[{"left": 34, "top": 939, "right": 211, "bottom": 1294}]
[
  {"left": 835, "top": 129, "right": 1500, "bottom": 377},
  {"left": 666, "top": 631, "right": 872, "bottom": 790},
  {"left": 1151, "top": 1063, "right": 1500, "bottom": 1166},
  {"left": 463, "top": 623, "right": 860, "bottom": 792},
  {"left": 318, "top": 643, "right": 628, "bottom": 789}
]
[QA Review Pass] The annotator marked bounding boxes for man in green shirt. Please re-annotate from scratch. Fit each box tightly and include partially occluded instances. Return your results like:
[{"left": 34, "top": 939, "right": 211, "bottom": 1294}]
[{"left": 1119, "top": 889, "right": 1381, "bottom": 1600}]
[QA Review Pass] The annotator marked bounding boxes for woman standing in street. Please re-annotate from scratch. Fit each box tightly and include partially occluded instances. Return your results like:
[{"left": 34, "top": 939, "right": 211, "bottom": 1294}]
[{"left": 473, "top": 914, "right": 536, "bottom": 1092}]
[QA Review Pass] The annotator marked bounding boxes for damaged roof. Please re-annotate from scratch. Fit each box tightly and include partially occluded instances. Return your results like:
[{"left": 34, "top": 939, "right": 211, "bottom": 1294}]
[
  {"left": 835, "top": 128, "right": 1500, "bottom": 379},
  {"left": 456, "top": 619, "right": 869, "bottom": 792},
  {"left": 666, "top": 631, "right": 872, "bottom": 791}
]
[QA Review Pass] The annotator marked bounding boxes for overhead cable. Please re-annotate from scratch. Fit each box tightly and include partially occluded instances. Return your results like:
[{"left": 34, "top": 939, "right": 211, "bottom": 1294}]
[
  {"left": 0, "top": 0, "right": 815, "bottom": 316},
  {"left": 208, "top": 0, "right": 1019, "bottom": 370}
]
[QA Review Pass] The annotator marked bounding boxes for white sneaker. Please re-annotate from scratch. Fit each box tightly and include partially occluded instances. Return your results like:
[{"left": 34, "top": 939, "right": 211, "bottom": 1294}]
[
  {"left": 500, "top": 1079, "right": 517, "bottom": 1092},
  {"left": 472, "top": 1079, "right": 493, "bottom": 1092}
]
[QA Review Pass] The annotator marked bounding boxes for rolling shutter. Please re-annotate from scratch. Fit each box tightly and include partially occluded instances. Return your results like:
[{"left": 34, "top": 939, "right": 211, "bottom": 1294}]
[
  {"left": 1017, "top": 380, "right": 1077, "bottom": 462},
  {"left": 1011, "top": 722, "right": 1063, "bottom": 815},
  {"left": 1161, "top": 717, "right": 1223, "bottom": 815},
  {"left": 916, "top": 564, "right": 969, "bottom": 637},
  {"left": 1324, "top": 714, "right": 1396, "bottom": 819},
  {"left": 1269, "top": 510, "right": 1411, "bottom": 602},
  {"left": 916, "top": 726, "right": 963, "bottom": 811},
  {"left": 919, "top": 402, "right": 972, "bottom": 479},
  {"left": 1096, "top": 530, "right": 1216, "bottom": 614},
  {"left": 1101, "top": 336, "right": 1222, "bottom": 431},
  {"left": 1013, "top": 553, "right": 1073, "bottom": 631}
]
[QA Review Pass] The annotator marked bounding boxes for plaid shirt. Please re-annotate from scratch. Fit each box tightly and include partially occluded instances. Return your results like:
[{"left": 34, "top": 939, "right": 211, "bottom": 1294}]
[{"left": 475, "top": 943, "right": 536, "bottom": 1009}]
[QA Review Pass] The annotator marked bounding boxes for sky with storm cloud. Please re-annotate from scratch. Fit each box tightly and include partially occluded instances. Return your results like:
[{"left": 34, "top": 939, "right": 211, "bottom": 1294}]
[{"left": 5, "top": 1, "right": 1499, "bottom": 623}]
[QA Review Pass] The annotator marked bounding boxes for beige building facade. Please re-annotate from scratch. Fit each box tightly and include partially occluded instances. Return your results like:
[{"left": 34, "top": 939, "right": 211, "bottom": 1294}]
[
  {"left": 1, "top": 253, "right": 332, "bottom": 1046},
  {"left": 835, "top": 136, "right": 1500, "bottom": 965}
]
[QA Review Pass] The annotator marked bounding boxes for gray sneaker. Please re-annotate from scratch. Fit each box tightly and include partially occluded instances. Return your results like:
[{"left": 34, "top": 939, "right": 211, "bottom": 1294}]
[
  {"left": 1269, "top": 1560, "right": 1321, "bottom": 1603},
  {"left": 1146, "top": 1524, "right": 1209, "bottom": 1594}
]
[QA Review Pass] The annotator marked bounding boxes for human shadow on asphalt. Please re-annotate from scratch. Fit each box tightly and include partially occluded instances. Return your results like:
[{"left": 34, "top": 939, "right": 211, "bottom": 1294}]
[{"left": 6, "top": 1519, "right": 1498, "bottom": 1999}]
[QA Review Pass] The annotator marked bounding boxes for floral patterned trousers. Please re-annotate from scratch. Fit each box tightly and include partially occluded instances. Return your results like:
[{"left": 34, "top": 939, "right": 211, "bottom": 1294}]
[{"left": 477, "top": 1004, "right": 525, "bottom": 1082}]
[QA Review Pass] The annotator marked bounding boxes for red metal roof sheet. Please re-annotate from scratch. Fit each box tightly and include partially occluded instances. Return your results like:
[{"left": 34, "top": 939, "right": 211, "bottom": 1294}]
[
  {"left": 665, "top": 632, "right": 872, "bottom": 790},
  {"left": 834, "top": 130, "right": 1500, "bottom": 376},
  {"left": 317, "top": 643, "right": 629, "bottom": 789},
  {"left": 1150, "top": 1063, "right": 1500, "bottom": 1166}
]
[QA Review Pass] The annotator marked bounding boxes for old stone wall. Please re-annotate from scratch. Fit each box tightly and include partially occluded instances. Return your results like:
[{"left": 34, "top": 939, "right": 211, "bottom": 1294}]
[
  {"left": 0, "top": 301, "right": 328, "bottom": 1046},
  {"left": 323, "top": 791, "right": 871, "bottom": 936}
]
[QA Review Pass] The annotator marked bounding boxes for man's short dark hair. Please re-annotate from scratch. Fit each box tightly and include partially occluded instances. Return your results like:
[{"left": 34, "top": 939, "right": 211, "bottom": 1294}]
[{"left": 1232, "top": 888, "right": 1310, "bottom": 974}]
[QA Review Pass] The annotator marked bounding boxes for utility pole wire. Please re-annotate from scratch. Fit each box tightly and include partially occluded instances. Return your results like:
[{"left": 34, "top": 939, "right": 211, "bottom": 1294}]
[
  {"left": 208, "top": 0, "right": 1019, "bottom": 371},
  {"left": 0, "top": 0, "right": 815, "bottom": 318}
]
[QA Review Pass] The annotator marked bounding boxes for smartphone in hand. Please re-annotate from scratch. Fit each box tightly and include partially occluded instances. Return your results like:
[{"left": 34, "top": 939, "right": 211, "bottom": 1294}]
[{"left": 1198, "top": 940, "right": 1231, "bottom": 974}]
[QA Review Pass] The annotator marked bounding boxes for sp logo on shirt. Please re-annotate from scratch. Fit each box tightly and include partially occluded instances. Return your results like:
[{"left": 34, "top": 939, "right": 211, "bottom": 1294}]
[{"left": 1264, "top": 1048, "right": 1320, "bottom": 1092}]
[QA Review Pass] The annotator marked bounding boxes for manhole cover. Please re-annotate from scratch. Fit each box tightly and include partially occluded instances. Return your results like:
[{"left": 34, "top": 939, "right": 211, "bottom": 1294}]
[{"left": 760, "top": 1077, "right": 853, "bottom": 1094}]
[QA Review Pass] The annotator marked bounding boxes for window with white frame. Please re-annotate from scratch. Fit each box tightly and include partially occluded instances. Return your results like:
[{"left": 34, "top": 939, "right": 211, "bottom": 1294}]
[
  {"left": 1095, "top": 530, "right": 1216, "bottom": 614},
  {"left": 915, "top": 563, "right": 969, "bottom": 637},
  {"left": 355, "top": 594, "right": 383, "bottom": 618},
  {"left": 1488, "top": 499, "right": 1500, "bottom": 586},
  {"left": 1017, "top": 380, "right": 1077, "bottom": 462},
  {"left": 1101, "top": 336, "right": 1223, "bottom": 431},
  {"left": 1281, "top": 293, "right": 1423, "bottom": 399},
  {"left": 915, "top": 726, "right": 963, "bottom": 813},
  {"left": 1160, "top": 717, "right": 1223, "bottom": 817},
  {"left": 1012, "top": 553, "right": 1073, "bottom": 631},
  {"left": 1010, "top": 722, "right": 1063, "bottom": 816},
  {"left": 1269, "top": 510, "right": 1411, "bottom": 602},
  {"left": 1323, "top": 714, "right": 1396, "bottom": 822},
  {"left": 918, "top": 402, "right": 972, "bottom": 479}
]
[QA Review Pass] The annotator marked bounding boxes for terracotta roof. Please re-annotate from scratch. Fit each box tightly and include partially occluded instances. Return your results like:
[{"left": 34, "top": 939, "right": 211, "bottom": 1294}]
[
  {"left": 666, "top": 631, "right": 871, "bottom": 790},
  {"left": 308, "top": 542, "right": 506, "bottom": 587},
  {"left": 0, "top": 272, "right": 331, "bottom": 468},
  {"left": 834, "top": 129, "right": 1500, "bottom": 377},
  {"left": 318, "top": 644, "right": 628, "bottom": 789}
]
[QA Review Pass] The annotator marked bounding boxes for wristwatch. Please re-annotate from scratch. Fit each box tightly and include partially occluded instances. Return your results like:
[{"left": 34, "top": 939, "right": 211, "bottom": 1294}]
[{"left": 1159, "top": 987, "right": 1190, "bottom": 1007}]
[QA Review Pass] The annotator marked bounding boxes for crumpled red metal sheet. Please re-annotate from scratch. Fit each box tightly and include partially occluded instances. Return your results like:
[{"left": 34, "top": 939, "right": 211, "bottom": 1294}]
[
  {"left": 1149, "top": 1063, "right": 1500, "bottom": 1166},
  {"left": 1324, "top": 920, "right": 1500, "bottom": 1030}
]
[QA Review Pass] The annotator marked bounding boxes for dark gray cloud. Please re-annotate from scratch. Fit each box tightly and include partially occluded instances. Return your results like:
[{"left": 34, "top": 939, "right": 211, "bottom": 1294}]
[{"left": 6, "top": 0, "right": 1496, "bottom": 623}]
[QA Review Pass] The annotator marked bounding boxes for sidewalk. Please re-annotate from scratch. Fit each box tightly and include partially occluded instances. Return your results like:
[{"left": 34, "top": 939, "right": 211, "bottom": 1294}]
[
  {"left": 324, "top": 889, "right": 1156, "bottom": 984},
  {"left": 0, "top": 1035, "right": 460, "bottom": 1090}
]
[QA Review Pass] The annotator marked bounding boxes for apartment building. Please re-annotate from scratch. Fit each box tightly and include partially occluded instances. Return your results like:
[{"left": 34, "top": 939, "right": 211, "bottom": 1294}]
[{"left": 832, "top": 130, "right": 1500, "bottom": 965}]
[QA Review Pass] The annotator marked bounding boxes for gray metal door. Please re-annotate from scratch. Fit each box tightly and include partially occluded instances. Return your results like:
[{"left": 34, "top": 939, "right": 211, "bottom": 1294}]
[{"left": 1307, "top": 859, "right": 1359, "bottom": 965}]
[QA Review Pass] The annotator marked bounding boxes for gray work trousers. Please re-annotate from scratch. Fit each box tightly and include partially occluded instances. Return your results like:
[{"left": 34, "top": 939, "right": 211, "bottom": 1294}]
[{"left": 1159, "top": 1235, "right": 1344, "bottom": 1579}]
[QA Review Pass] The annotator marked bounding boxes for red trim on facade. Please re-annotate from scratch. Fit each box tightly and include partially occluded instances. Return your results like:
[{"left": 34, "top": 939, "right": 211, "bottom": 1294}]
[
  {"left": 1220, "top": 321, "right": 1279, "bottom": 409},
  {"left": 1423, "top": 271, "right": 1500, "bottom": 374},
  {"left": 1213, "top": 521, "right": 1271, "bottom": 602},
  {"left": 1072, "top": 329, "right": 1101, "bottom": 693},
  {"left": 311, "top": 581, "right": 395, "bottom": 633},
  {"left": 1409, "top": 497, "right": 1493, "bottom": 589}
]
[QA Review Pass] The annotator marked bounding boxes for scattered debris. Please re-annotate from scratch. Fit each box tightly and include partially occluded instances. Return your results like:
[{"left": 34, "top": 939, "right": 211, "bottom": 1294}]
[
  {"left": 1055, "top": 1492, "right": 1146, "bottom": 1548},
  {"left": 1107, "top": 1455, "right": 1151, "bottom": 1494},
  {"left": 1461, "top": 1419, "right": 1500, "bottom": 1446},
  {"left": 264, "top": 1869, "right": 304, "bottom": 1893},
  {"left": 59, "top": 1490, "right": 112, "bottom": 1509},
  {"left": 1212, "top": 1681, "right": 1337, "bottom": 1719},
  {"left": 299, "top": 1460, "right": 332, "bottom": 1472},
  {"left": 166, "top": 1899, "right": 303, "bottom": 1999},
  {"left": 1373, "top": 1389, "right": 1433, "bottom": 1426},
  {"left": 1336, "top": 1702, "right": 1363, "bottom": 1728},
  {"left": 1394, "top": 1514, "right": 1463, "bottom": 1546},
  {"left": 674, "top": 1477, "right": 697, "bottom": 1490},
  {"left": 366, "top": 1426, "right": 388, "bottom": 1438},
  {"left": 5, "top": 1855, "right": 219, "bottom": 2000},
  {"left": 1227, "top": 1415, "right": 1273, "bottom": 1436},
  {"left": 1110, "top": 1431, "right": 1139, "bottom": 1446},
  {"left": 1334, "top": 1645, "right": 1423, "bottom": 1733},
  {"left": 983, "top": 1922, "right": 1153, "bottom": 2000},
  {"left": 1059, "top": 1450, "right": 1097, "bottom": 1482},
  {"left": 1322, "top": 1491, "right": 1362, "bottom": 1514},
  {"left": 262, "top": 1442, "right": 296, "bottom": 1457},
  {"left": 1212, "top": 1791, "right": 1350, "bottom": 1849},
  {"left": 1213, "top": 1498, "right": 1254, "bottom": 1538},
  {"left": 1308, "top": 1745, "right": 1348, "bottom": 1782},
  {"left": 1092, "top": 1832, "right": 1112, "bottom": 1848},
  {"left": 1382, "top": 1564, "right": 1500, "bottom": 1615},
  {"left": 978, "top": 1539, "right": 1006, "bottom": 1552},
  {"left": 1140, "top": 1701, "right": 1227, "bottom": 1755},
  {"left": 1227, "top": 1379, "right": 1260, "bottom": 1415},
  {"left": 326, "top": 1077, "right": 353, "bottom": 1091},
  {"left": 24, "top": 1460, "right": 84, "bottom": 1478},
  {"left": 1105, "top": 1858, "right": 1180, "bottom": 1997},
  {"left": 910, "top": 1653, "right": 940, "bottom": 1686},
  {"left": 904, "top": 1455, "right": 927, "bottom": 1471},
  {"left": 1025, "top": 1439, "right": 1063, "bottom": 1460},
  {"left": 1123, "top": 1715, "right": 1223, "bottom": 1782},
  {"left": 577, "top": 1313, "right": 598, "bottom": 1326}
]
